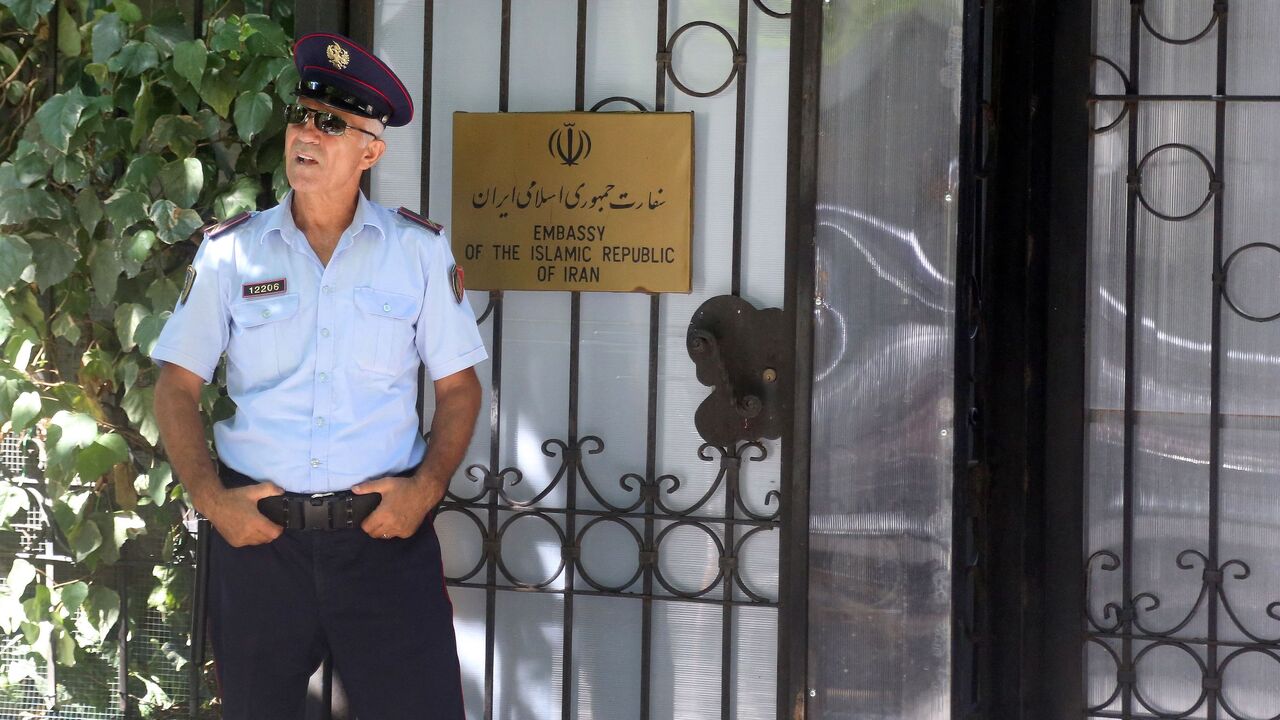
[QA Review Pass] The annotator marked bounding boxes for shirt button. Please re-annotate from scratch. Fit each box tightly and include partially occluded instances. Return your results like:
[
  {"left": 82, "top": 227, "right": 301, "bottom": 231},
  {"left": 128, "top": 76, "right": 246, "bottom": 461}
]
[
  {"left": 315, "top": 417, "right": 325, "bottom": 427},
  {"left": 323, "top": 285, "right": 334, "bottom": 294},
  {"left": 382, "top": 303, "right": 391, "bottom": 312},
  {"left": 310, "top": 458, "right": 321, "bottom": 468},
  {"left": 320, "top": 328, "right": 330, "bottom": 338},
  {"left": 261, "top": 309, "right": 271, "bottom": 318},
  {"left": 318, "top": 372, "right": 328, "bottom": 383}
]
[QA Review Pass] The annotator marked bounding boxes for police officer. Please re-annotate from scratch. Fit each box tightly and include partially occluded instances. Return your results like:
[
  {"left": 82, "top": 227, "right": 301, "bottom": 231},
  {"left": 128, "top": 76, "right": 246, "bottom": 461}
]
[{"left": 152, "top": 32, "right": 483, "bottom": 719}]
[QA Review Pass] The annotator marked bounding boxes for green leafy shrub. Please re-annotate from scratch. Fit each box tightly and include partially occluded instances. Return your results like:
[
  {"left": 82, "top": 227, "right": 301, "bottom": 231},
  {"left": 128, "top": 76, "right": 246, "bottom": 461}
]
[{"left": 0, "top": 0, "right": 293, "bottom": 714}]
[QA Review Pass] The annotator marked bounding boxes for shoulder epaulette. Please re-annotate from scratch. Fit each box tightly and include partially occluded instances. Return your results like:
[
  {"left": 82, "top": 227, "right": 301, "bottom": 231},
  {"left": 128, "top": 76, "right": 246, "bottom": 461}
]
[
  {"left": 396, "top": 206, "right": 444, "bottom": 234},
  {"left": 193, "top": 211, "right": 255, "bottom": 242}
]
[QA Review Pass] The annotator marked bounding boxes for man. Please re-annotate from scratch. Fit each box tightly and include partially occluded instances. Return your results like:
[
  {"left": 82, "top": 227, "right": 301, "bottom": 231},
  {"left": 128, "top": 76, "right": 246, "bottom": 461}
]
[{"left": 151, "top": 32, "right": 484, "bottom": 719}]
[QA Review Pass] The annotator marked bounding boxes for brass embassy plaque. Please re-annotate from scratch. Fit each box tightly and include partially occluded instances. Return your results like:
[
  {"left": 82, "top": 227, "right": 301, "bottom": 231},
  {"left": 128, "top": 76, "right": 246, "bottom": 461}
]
[{"left": 451, "top": 112, "right": 693, "bottom": 293}]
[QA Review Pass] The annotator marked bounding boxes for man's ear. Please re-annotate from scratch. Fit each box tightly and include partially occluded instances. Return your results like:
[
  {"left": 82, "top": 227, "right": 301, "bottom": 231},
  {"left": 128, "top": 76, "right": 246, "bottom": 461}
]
[{"left": 360, "top": 138, "right": 387, "bottom": 170}]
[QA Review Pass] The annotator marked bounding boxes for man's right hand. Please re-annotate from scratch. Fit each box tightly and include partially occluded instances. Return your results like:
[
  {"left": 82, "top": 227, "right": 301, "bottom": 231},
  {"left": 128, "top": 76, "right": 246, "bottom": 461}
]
[{"left": 201, "top": 483, "right": 286, "bottom": 547}]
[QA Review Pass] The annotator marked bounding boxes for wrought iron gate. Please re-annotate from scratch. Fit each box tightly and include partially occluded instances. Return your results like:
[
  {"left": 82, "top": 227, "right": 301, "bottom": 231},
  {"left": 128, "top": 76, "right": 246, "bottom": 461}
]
[
  {"left": 1085, "top": 1, "right": 1280, "bottom": 718},
  {"left": 369, "top": 2, "right": 798, "bottom": 718}
]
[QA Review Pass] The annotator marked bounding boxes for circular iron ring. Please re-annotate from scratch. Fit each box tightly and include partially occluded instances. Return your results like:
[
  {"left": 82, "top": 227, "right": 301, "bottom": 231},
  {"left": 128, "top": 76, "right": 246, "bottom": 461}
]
[
  {"left": 1130, "top": 640, "right": 1210, "bottom": 719},
  {"left": 652, "top": 520, "right": 726, "bottom": 598},
  {"left": 435, "top": 506, "right": 490, "bottom": 583},
  {"left": 574, "top": 516, "right": 645, "bottom": 593},
  {"left": 494, "top": 510, "right": 568, "bottom": 589},
  {"left": 1222, "top": 243, "right": 1280, "bottom": 323},
  {"left": 1134, "top": 142, "right": 1217, "bottom": 222},
  {"left": 752, "top": 0, "right": 791, "bottom": 19},
  {"left": 664, "top": 21, "right": 742, "bottom": 99},
  {"left": 1091, "top": 54, "right": 1132, "bottom": 135},
  {"left": 1218, "top": 647, "right": 1280, "bottom": 720},
  {"left": 1139, "top": 1, "right": 1220, "bottom": 46}
]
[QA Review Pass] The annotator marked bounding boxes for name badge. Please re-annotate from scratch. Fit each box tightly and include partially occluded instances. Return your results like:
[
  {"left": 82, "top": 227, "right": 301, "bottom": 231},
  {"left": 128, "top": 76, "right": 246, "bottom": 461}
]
[{"left": 242, "top": 278, "right": 287, "bottom": 299}]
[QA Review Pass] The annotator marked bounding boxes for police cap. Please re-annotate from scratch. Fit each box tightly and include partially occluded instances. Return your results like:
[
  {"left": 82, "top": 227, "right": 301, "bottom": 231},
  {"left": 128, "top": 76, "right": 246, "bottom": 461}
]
[{"left": 292, "top": 32, "right": 413, "bottom": 127}]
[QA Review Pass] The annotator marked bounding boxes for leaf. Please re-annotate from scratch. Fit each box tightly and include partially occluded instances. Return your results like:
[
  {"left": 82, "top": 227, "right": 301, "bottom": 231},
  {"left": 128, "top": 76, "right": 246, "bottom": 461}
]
[
  {"left": 135, "top": 313, "right": 166, "bottom": 354},
  {"left": 120, "top": 229, "right": 155, "bottom": 278},
  {"left": 106, "top": 41, "right": 159, "bottom": 77},
  {"left": 103, "top": 188, "right": 148, "bottom": 230},
  {"left": 172, "top": 39, "right": 207, "bottom": 90},
  {"left": 13, "top": 151, "right": 49, "bottom": 185},
  {"left": 2, "top": 0, "right": 54, "bottom": 31},
  {"left": 233, "top": 91, "right": 273, "bottom": 143},
  {"left": 0, "top": 235, "right": 33, "bottom": 293},
  {"left": 128, "top": 82, "right": 153, "bottom": 148},
  {"left": 57, "top": 3, "right": 81, "bottom": 57},
  {"left": 51, "top": 313, "right": 79, "bottom": 345},
  {"left": 239, "top": 56, "right": 288, "bottom": 94},
  {"left": 274, "top": 63, "right": 300, "bottom": 104},
  {"left": 148, "top": 115, "right": 205, "bottom": 156},
  {"left": 114, "top": 0, "right": 141, "bottom": 24},
  {"left": 208, "top": 19, "right": 240, "bottom": 54},
  {"left": 57, "top": 582, "right": 88, "bottom": 615},
  {"left": 122, "top": 384, "right": 157, "bottom": 445},
  {"left": 0, "top": 43, "right": 17, "bottom": 71},
  {"left": 121, "top": 155, "right": 162, "bottom": 191},
  {"left": 144, "top": 17, "right": 191, "bottom": 58},
  {"left": 76, "top": 432, "right": 129, "bottom": 482},
  {"left": 91, "top": 12, "right": 126, "bottom": 65},
  {"left": 75, "top": 191, "right": 103, "bottom": 236},
  {"left": 67, "top": 518, "right": 102, "bottom": 561},
  {"left": 49, "top": 410, "right": 98, "bottom": 458},
  {"left": 149, "top": 200, "right": 202, "bottom": 244},
  {"left": 74, "top": 585, "right": 119, "bottom": 645},
  {"left": 157, "top": 158, "right": 204, "bottom": 208},
  {"left": 0, "top": 188, "right": 60, "bottom": 224},
  {"left": 10, "top": 390, "right": 40, "bottom": 432},
  {"left": 214, "top": 177, "right": 260, "bottom": 219},
  {"left": 30, "top": 235, "right": 80, "bottom": 288},
  {"left": 52, "top": 623, "right": 77, "bottom": 667},
  {"left": 33, "top": 89, "right": 88, "bottom": 153},
  {"left": 113, "top": 303, "right": 146, "bottom": 351},
  {"left": 84, "top": 62, "right": 109, "bottom": 86},
  {"left": 88, "top": 243, "right": 120, "bottom": 306},
  {"left": 0, "top": 484, "right": 29, "bottom": 524},
  {"left": 5, "top": 558, "right": 37, "bottom": 598},
  {"left": 140, "top": 462, "right": 171, "bottom": 506},
  {"left": 0, "top": 302, "right": 12, "bottom": 345},
  {"left": 199, "top": 67, "right": 238, "bottom": 118}
]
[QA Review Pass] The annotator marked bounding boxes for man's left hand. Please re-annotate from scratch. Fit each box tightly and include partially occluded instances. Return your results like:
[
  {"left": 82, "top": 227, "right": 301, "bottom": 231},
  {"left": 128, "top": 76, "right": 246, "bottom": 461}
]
[{"left": 352, "top": 474, "right": 447, "bottom": 539}]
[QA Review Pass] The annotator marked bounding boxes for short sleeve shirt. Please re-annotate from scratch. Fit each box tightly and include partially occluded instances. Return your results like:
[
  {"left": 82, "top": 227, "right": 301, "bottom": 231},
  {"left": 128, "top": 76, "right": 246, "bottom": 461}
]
[{"left": 150, "top": 191, "right": 488, "bottom": 492}]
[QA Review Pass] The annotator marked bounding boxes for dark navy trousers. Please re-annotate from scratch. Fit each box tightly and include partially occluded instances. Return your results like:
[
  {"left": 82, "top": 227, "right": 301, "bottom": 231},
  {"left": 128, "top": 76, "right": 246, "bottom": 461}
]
[{"left": 209, "top": 467, "right": 464, "bottom": 719}]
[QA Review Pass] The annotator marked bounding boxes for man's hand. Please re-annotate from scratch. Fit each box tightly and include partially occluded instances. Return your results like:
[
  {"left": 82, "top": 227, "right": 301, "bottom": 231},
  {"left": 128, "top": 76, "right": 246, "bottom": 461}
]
[
  {"left": 352, "top": 474, "right": 446, "bottom": 539},
  {"left": 200, "top": 483, "right": 286, "bottom": 548}
]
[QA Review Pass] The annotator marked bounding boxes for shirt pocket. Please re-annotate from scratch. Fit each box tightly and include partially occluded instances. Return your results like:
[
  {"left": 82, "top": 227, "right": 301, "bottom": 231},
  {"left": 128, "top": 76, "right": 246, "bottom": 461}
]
[
  {"left": 229, "top": 293, "right": 302, "bottom": 382},
  {"left": 352, "top": 286, "right": 419, "bottom": 376}
]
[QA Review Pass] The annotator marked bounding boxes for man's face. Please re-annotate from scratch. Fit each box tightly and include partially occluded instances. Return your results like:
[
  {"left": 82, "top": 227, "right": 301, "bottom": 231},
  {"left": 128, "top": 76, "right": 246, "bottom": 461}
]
[{"left": 283, "top": 96, "right": 386, "bottom": 196}]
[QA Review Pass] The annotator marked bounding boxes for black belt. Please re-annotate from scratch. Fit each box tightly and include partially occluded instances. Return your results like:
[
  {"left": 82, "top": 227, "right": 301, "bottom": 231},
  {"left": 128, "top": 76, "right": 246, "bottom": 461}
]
[
  {"left": 256, "top": 491, "right": 381, "bottom": 531},
  {"left": 219, "top": 462, "right": 382, "bottom": 531}
]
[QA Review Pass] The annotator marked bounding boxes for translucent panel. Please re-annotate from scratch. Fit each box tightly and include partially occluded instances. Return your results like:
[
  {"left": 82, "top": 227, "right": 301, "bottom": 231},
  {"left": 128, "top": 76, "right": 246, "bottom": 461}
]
[
  {"left": 1130, "top": 413, "right": 1209, "bottom": 638},
  {"left": 1132, "top": 102, "right": 1215, "bottom": 416},
  {"left": 1085, "top": 116, "right": 1128, "bottom": 411},
  {"left": 495, "top": 592, "right": 565, "bottom": 720},
  {"left": 733, "top": 606, "right": 778, "bottom": 720},
  {"left": 1221, "top": 104, "right": 1280, "bottom": 417},
  {"left": 651, "top": 602, "right": 723, "bottom": 720},
  {"left": 741, "top": 7, "right": 791, "bottom": 310},
  {"left": 1093, "top": 0, "right": 1130, "bottom": 81},
  {"left": 372, "top": 0, "right": 426, "bottom": 209},
  {"left": 1227, "top": 0, "right": 1280, "bottom": 94},
  {"left": 1085, "top": 415, "right": 1124, "bottom": 627},
  {"left": 452, "top": 586, "right": 489, "bottom": 720},
  {"left": 1137, "top": 0, "right": 1216, "bottom": 95},
  {"left": 1218, "top": 426, "right": 1280, "bottom": 645},
  {"left": 1132, "top": 641, "right": 1208, "bottom": 719},
  {"left": 571, "top": 597, "right": 641, "bottom": 720},
  {"left": 807, "top": 0, "right": 961, "bottom": 718}
]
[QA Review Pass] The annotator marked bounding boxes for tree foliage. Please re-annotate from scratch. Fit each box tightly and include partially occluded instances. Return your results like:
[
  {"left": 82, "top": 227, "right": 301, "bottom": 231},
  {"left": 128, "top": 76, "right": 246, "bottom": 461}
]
[{"left": 0, "top": 0, "right": 293, "bottom": 713}]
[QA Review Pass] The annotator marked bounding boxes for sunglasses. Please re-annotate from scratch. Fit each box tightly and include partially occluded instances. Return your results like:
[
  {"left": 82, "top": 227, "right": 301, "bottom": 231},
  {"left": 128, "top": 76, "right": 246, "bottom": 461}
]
[{"left": 284, "top": 103, "right": 381, "bottom": 140}]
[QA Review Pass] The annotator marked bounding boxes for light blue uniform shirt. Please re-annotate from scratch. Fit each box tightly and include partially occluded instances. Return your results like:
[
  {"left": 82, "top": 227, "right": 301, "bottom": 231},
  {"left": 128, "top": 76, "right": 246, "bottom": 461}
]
[{"left": 151, "top": 191, "right": 488, "bottom": 493}]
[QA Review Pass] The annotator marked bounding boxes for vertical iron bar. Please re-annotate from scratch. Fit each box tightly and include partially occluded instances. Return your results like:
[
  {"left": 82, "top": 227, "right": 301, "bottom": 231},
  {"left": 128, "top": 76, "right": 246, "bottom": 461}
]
[
  {"left": 189, "top": 517, "right": 211, "bottom": 720},
  {"left": 561, "top": 4, "right": 588, "bottom": 719},
  {"left": 1121, "top": 3, "right": 1142, "bottom": 717},
  {"left": 484, "top": 7, "right": 512, "bottom": 720},
  {"left": 1207, "top": 4, "right": 1230, "bottom": 719},
  {"left": 193, "top": 0, "right": 204, "bottom": 40},
  {"left": 416, "top": 0, "right": 435, "bottom": 448},
  {"left": 118, "top": 565, "right": 130, "bottom": 717},
  {"left": 779, "top": 1, "right": 821, "bottom": 717},
  {"left": 422, "top": 0, "right": 435, "bottom": 217},
  {"left": 722, "top": 456, "right": 737, "bottom": 720},
  {"left": 730, "top": 0, "right": 748, "bottom": 298},
  {"left": 642, "top": 4, "right": 670, "bottom": 718}
]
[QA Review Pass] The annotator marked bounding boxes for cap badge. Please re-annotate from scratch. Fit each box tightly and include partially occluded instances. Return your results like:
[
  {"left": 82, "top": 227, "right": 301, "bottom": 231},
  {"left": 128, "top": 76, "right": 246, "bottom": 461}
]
[{"left": 326, "top": 42, "right": 351, "bottom": 70}]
